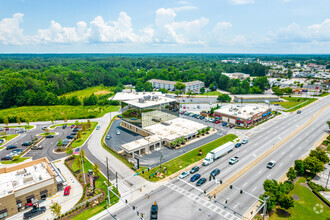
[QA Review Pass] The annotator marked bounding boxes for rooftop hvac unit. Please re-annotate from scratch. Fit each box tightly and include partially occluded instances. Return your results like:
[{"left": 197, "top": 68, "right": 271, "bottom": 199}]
[
  {"left": 12, "top": 180, "right": 18, "bottom": 187},
  {"left": 253, "top": 108, "right": 256, "bottom": 110},
  {"left": 144, "top": 95, "right": 151, "bottom": 100},
  {"left": 243, "top": 110, "right": 246, "bottom": 112},
  {"left": 34, "top": 165, "right": 37, "bottom": 170},
  {"left": 23, "top": 176, "right": 33, "bottom": 183},
  {"left": 238, "top": 112, "right": 241, "bottom": 114},
  {"left": 138, "top": 98, "right": 145, "bottom": 103},
  {"left": 234, "top": 113, "right": 237, "bottom": 115},
  {"left": 39, "top": 175, "right": 42, "bottom": 181},
  {"left": 229, "top": 109, "right": 232, "bottom": 112},
  {"left": 256, "top": 107, "right": 259, "bottom": 109},
  {"left": 250, "top": 112, "right": 254, "bottom": 115},
  {"left": 17, "top": 169, "right": 26, "bottom": 175},
  {"left": 151, "top": 95, "right": 158, "bottom": 100}
]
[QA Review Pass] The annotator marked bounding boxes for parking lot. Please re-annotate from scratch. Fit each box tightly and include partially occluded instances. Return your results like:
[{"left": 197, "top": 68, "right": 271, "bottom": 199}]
[
  {"left": 24, "top": 125, "right": 74, "bottom": 161},
  {"left": 179, "top": 112, "right": 232, "bottom": 132},
  {"left": 105, "top": 119, "right": 143, "bottom": 152},
  {"left": 0, "top": 125, "right": 46, "bottom": 160}
]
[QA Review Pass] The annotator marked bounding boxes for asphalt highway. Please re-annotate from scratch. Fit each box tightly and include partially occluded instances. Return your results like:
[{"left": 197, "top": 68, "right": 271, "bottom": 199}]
[{"left": 105, "top": 96, "right": 329, "bottom": 220}]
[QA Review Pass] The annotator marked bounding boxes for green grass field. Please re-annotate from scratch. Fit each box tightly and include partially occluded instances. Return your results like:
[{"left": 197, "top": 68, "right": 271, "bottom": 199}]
[
  {"left": 0, "top": 134, "right": 19, "bottom": 145},
  {"left": 271, "top": 177, "right": 330, "bottom": 219},
  {"left": 71, "top": 122, "right": 97, "bottom": 148},
  {"left": 274, "top": 97, "right": 317, "bottom": 112},
  {"left": 0, "top": 157, "right": 29, "bottom": 164},
  {"left": 139, "top": 134, "right": 237, "bottom": 181},
  {"left": 71, "top": 201, "right": 108, "bottom": 220},
  {"left": 199, "top": 91, "right": 223, "bottom": 96},
  {"left": 59, "top": 86, "right": 115, "bottom": 100},
  {"left": 0, "top": 105, "right": 120, "bottom": 122}
]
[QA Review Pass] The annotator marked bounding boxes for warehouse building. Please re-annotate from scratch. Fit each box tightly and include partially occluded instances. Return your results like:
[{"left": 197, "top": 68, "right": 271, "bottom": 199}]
[
  {"left": 0, "top": 157, "right": 57, "bottom": 218},
  {"left": 148, "top": 79, "right": 205, "bottom": 94},
  {"left": 233, "top": 94, "right": 280, "bottom": 103},
  {"left": 214, "top": 104, "right": 272, "bottom": 127}
]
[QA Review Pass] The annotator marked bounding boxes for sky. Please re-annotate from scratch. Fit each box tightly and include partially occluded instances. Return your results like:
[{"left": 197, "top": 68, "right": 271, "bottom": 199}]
[{"left": 0, "top": 0, "right": 329, "bottom": 53}]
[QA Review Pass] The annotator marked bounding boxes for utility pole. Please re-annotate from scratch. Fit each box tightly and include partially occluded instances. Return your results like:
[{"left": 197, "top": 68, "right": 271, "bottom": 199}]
[
  {"left": 81, "top": 150, "right": 86, "bottom": 185},
  {"left": 159, "top": 152, "right": 163, "bottom": 173},
  {"left": 106, "top": 157, "right": 110, "bottom": 187},
  {"left": 116, "top": 172, "right": 118, "bottom": 190},
  {"left": 326, "top": 170, "right": 330, "bottom": 189},
  {"left": 263, "top": 196, "right": 269, "bottom": 220}
]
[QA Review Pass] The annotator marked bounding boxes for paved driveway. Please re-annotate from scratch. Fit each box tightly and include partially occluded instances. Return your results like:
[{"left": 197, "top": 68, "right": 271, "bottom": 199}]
[{"left": 105, "top": 119, "right": 143, "bottom": 152}]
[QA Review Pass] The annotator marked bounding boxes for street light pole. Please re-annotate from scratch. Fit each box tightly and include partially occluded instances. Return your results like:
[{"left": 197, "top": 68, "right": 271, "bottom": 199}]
[
  {"left": 326, "top": 170, "right": 330, "bottom": 189},
  {"left": 81, "top": 150, "right": 86, "bottom": 185}
]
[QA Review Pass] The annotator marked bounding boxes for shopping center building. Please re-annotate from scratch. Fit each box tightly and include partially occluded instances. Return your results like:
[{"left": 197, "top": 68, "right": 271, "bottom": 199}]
[
  {"left": 213, "top": 104, "right": 272, "bottom": 127},
  {"left": 0, "top": 158, "right": 57, "bottom": 218},
  {"left": 120, "top": 94, "right": 207, "bottom": 155}
]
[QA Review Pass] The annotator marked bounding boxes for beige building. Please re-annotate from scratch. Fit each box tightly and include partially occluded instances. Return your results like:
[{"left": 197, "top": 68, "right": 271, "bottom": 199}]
[
  {"left": 222, "top": 72, "right": 250, "bottom": 80},
  {"left": 214, "top": 104, "right": 271, "bottom": 127},
  {"left": 0, "top": 158, "right": 57, "bottom": 219},
  {"left": 148, "top": 79, "right": 205, "bottom": 93}
]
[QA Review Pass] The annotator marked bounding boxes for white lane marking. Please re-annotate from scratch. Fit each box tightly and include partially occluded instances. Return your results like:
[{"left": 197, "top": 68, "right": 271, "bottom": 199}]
[
  {"left": 253, "top": 153, "right": 257, "bottom": 157},
  {"left": 278, "top": 137, "right": 282, "bottom": 140},
  {"left": 267, "top": 174, "right": 271, "bottom": 178},
  {"left": 298, "top": 147, "right": 302, "bottom": 149},
  {"left": 281, "top": 152, "right": 285, "bottom": 155},
  {"left": 279, "top": 163, "right": 283, "bottom": 167},
  {"left": 289, "top": 154, "right": 293, "bottom": 158},
  {"left": 258, "top": 170, "right": 262, "bottom": 175},
  {"left": 252, "top": 186, "right": 257, "bottom": 192},
  {"left": 242, "top": 182, "right": 248, "bottom": 187},
  {"left": 233, "top": 203, "right": 239, "bottom": 209}
]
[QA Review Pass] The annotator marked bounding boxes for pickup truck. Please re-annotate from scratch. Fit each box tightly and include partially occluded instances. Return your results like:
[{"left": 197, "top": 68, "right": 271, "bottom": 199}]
[
  {"left": 23, "top": 206, "right": 46, "bottom": 219},
  {"left": 229, "top": 156, "right": 239, "bottom": 165}
]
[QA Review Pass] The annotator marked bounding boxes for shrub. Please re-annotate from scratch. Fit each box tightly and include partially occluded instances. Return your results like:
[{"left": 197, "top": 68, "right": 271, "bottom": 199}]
[
  {"left": 86, "top": 201, "right": 90, "bottom": 207},
  {"left": 308, "top": 181, "right": 326, "bottom": 191},
  {"left": 61, "top": 214, "right": 64, "bottom": 217}
]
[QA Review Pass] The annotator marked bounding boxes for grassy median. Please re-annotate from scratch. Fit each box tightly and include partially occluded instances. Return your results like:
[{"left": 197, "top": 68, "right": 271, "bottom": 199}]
[
  {"left": 71, "top": 122, "right": 98, "bottom": 148},
  {"left": 274, "top": 97, "right": 317, "bottom": 112},
  {"left": 138, "top": 134, "right": 237, "bottom": 182},
  {"left": 0, "top": 134, "right": 19, "bottom": 146}
]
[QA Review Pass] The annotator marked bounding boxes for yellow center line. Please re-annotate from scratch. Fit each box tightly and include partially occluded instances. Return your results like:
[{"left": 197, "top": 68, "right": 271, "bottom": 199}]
[{"left": 210, "top": 104, "right": 329, "bottom": 196}]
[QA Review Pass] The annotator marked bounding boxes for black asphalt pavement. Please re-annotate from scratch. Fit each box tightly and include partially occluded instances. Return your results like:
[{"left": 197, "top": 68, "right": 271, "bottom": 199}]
[{"left": 105, "top": 119, "right": 143, "bottom": 152}]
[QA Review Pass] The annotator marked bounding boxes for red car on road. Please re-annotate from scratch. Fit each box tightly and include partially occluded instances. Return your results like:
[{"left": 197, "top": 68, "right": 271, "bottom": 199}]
[
  {"left": 64, "top": 186, "right": 71, "bottom": 196},
  {"left": 215, "top": 120, "right": 220, "bottom": 124}
]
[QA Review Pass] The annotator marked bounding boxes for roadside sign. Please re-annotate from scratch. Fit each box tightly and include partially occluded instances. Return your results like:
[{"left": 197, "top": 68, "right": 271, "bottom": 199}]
[{"left": 133, "top": 157, "right": 140, "bottom": 169}]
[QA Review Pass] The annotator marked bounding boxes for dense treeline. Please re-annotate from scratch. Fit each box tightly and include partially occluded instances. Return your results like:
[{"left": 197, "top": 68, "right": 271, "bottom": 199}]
[{"left": 0, "top": 54, "right": 271, "bottom": 109}]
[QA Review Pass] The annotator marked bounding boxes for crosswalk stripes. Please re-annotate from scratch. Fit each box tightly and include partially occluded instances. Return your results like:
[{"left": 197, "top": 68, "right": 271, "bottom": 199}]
[{"left": 164, "top": 182, "right": 240, "bottom": 220}]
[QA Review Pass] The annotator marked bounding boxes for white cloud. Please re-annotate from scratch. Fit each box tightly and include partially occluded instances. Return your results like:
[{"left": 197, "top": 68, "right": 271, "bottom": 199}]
[
  {"left": 154, "top": 7, "right": 208, "bottom": 44},
  {"left": 267, "top": 19, "right": 330, "bottom": 43},
  {"left": 230, "top": 0, "right": 254, "bottom": 5},
  {"left": 173, "top": 5, "right": 198, "bottom": 12},
  {"left": 214, "top": 21, "right": 232, "bottom": 31},
  {"left": 177, "top": 1, "right": 190, "bottom": 5},
  {"left": 0, "top": 13, "right": 26, "bottom": 45},
  {"left": 37, "top": 20, "right": 89, "bottom": 43},
  {"left": 308, "top": 18, "right": 330, "bottom": 41}
]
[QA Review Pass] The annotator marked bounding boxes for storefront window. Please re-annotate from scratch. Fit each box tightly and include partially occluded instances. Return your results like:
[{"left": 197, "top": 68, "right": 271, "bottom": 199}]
[{"left": 0, "top": 209, "right": 8, "bottom": 219}]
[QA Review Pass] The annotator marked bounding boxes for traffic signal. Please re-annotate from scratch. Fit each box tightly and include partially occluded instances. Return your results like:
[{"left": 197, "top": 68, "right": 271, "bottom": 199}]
[
  {"left": 133, "top": 206, "right": 135, "bottom": 210},
  {"left": 230, "top": 185, "right": 233, "bottom": 189},
  {"left": 220, "top": 180, "right": 222, "bottom": 184},
  {"left": 204, "top": 190, "right": 206, "bottom": 194},
  {"left": 142, "top": 170, "right": 144, "bottom": 174},
  {"left": 240, "top": 190, "right": 243, "bottom": 194},
  {"left": 141, "top": 213, "right": 143, "bottom": 218}
]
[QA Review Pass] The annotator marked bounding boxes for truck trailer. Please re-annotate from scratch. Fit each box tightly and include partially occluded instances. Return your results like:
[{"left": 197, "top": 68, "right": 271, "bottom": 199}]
[{"left": 202, "top": 142, "right": 234, "bottom": 166}]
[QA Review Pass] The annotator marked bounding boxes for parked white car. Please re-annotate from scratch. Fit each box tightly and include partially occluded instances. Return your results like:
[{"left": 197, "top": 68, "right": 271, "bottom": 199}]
[{"left": 179, "top": 171, "right": 189, "bottom": 179}]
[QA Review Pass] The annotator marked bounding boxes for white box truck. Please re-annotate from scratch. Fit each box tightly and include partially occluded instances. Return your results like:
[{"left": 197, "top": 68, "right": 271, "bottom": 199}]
[{"left": 202, "top": 142, "right": 234, "bottom": 166}]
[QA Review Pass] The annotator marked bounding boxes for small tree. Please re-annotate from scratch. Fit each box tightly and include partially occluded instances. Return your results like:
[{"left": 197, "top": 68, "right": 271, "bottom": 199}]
[
  {"left": 57, "top": 138, "right": 63, "bottom": 147},
  {"left": 170, "top": 141, "right": 176, "bottom": 148},
  {"left": 45, "top": 128, "right": 50, "bottom": 134},
  {"left": 16, "top": 117, "right": 21, "bottom": 125},
  {"left": 75, "top": 156, "right": 82, "bottom": 169},
  {"left": 77, "top": 130, "right": 82, "bottom": 139},
  {"left": 286, "top": 167, "right": 297, "bottom": 181},
  {"left": 80, "top": 149, "right": 85, "bottom": 158},
  {"left": 176, "top": 138, "right": 182, "bottom": 145},
  {"left": 87, "top": 120, "right": 92, "bottom": 128},
  {"left": 294, "top": 160, "right": 305, "bottom": 176},
  {"left": 82, "top": 123, "right": 87, "bottom": 132},
  {"left": 75, "top": 120, "right": 79, "bottom": 127},
  {"left": 200, "top": 87, "right": 205, "bottom": 94},
  {"left": 197, "top": 130, "right": 201, "bottom": 136},
  {"left": 25, "top": 119, "right": 30, "bottom": 126},
  {"left": 3, "top": 117, "right": 9, "bottom": 125},
  {"left": 327, "top": 121, "right": 330, "bottom": 130},
  {"left": 180, "top": 137, "right": 186, "bottom": 144},
  {"left": 64, "top": 117, "right": 68, "bottom": 122},
  {"left": 93, "top": 163, "right": 100, "bottom": 177},
  {"left": 201, "top": 128, "right": 206, "bottom": 134},
  {"left": 50, "top": 202, "right": 62, "bottom": 219},
  {"left": 12, "top": 155, "right": 20, "bottom": 161},
  {"left": 66, "top": 147, "right": 73, "bottom": 156},
  {"left": 278, "top": 194, "right": 294, "bottom": 209},
  {"left": 206, "top": 126, "right": 210, "bottom": 133}
]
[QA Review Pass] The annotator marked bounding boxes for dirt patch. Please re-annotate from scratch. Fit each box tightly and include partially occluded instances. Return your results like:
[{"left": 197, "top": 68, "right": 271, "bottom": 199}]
[
  {"left": 94, "top": 90, "right": 110, "bottom": 95},
  {"left": 292, "top": 194, "right": 300, "bottom": 200}
]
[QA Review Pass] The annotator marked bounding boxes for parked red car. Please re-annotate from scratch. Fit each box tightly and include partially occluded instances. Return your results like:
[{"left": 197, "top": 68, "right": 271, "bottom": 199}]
[
  {"left": 5, "top": 127, "right": 9, "bottom": 131},
  {"left": 70, "top": 125, "right": 75, "bottom": 129},
  {"left": 64, "top": 186, "right": 71, "bottom": 196},
  {"left": 215, "top": 120, "right": 220, "bottom": 124}
]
